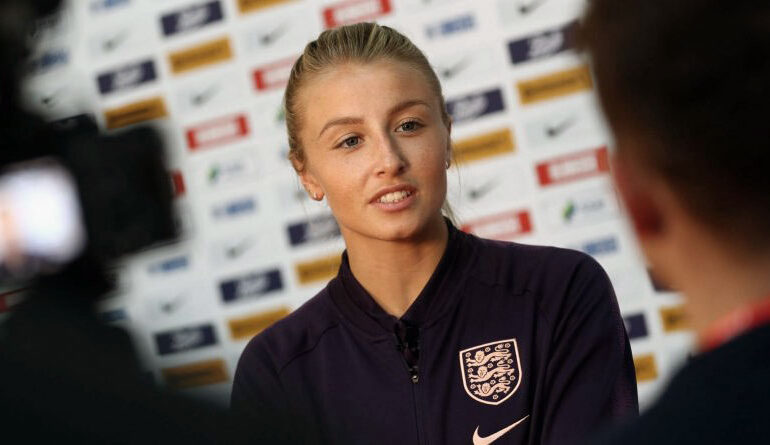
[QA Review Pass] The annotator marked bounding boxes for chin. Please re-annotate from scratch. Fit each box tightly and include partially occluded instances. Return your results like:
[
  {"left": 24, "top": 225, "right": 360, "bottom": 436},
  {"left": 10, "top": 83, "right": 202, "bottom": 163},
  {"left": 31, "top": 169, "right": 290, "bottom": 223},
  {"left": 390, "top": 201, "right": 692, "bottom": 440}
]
[{"left": 372, "top": 213, "right": 439, "bottom": 242}]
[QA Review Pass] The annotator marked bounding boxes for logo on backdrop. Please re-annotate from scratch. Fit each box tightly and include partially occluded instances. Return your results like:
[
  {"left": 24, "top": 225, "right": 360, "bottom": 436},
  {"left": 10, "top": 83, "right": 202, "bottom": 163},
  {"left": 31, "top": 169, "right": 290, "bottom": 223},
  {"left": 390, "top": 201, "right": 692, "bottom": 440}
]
[
  {"left": 624, "top": 313, "right": 649, "bottom": 340},
  {"left": 517, "top": 65, "right": 593, "bottom": 105},
  {"left": 155, "top": 323, "right": 218, "bottom": 355},
  {"left": 453, "top": 128, "right": 516, "bottom": 164},
  {"left": 91, "top": 28, "right": 132, "bottom": 57},
  {"left": 27, "top": 49, "right": 69, "bottom": 75},
  {"left": 425, "top": 13, "right": 476, "bottom": 39},
  {"left": 161, "top": 1, "right": 224, "bottom": 37},
  {"left": 570, "top": 235, "right": 619, "bottom": 257},
  {"left": 90, "top": 0, "right": 130, "bottom": 13},
  {"left": 97, "top": 59, "right": 157, "bottom": 95},
  {"left": 228, "top": 306, "right": 291, "bottom": 340},
  {"left": 168, "top": 37, "right": 233, "bottom": 75},
  {"left": 446, "top": 87, "right": 505, "bottom": 124},
  {"left": 243, "top": 22, "right": 290, "bottom": 50},
  {"left": 461, "top": 210, "right": 533, "bottom": 241},
  {"left": 170, "top": 170, "right": 186, "bottom": 198},
  {"left": 186, "top": 114, "right": 250, "bottom": 151},
  {"left": 147, "top": 254, "right": 190, "bottom": 276},
  {"left": 459, "top": 339, "right": 522, "bottom": 405},
  {"left": 323, "top": 0, "right": 392, "bottom": 28},
  {"left": 203, "top": 153, "right": 258, "bottom": 189},
  {"left": 634, "top": 354, "right": 659, "bottom": 383},
  {"left": 535, "top": 146, "right": 610, "bottom": 187},
  {"left": 295, "top": 253, "right": 343, "bottom": 285},
  {"left": 219, "top": 269, "right": 284, "bottom": 303},
  {"left": 211, "top": 196, "right": 257, "bottom": 220},
  {"left": 540, "top": 185, "right": 619, "bottom": 229},
  {"left": 660, "top": 305, "right": 689, "bottom": 333},
  {"left": 252, "top": 56, "right": 296, "bottom": 92},
  {"left": 287, "top": 214, "right": 341, "bottom": 247},
  {"left": 238, "top": 0, "right": 293, "bottom": 14},
  {"left": 507, "top": 20, "right": 578, "bottom": 65},
  {"left": 103, "top": 96, "right": 168, "bottom": 129}
]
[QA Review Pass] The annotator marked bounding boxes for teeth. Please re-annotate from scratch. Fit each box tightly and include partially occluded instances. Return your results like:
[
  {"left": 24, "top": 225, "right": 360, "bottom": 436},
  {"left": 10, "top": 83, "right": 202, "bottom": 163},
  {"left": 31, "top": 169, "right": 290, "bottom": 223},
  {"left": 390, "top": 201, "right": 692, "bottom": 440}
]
[{"left": 378, "top": 190, "right": 411, "bottom": 203}]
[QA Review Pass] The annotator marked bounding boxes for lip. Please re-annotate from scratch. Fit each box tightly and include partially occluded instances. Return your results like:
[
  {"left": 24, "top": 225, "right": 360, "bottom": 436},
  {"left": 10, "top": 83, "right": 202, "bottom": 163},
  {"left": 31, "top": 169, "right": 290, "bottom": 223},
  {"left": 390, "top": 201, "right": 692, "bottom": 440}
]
[{"left": 369, "top": 184, "right": 417, "bottom": 204}]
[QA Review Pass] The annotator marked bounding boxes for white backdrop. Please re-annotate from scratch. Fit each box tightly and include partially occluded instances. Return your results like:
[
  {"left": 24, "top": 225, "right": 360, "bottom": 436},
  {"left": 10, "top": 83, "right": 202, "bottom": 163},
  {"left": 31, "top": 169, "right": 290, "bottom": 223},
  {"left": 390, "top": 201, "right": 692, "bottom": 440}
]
[{"left": 8, "top": 0, "right": 694, "bottom": 409}]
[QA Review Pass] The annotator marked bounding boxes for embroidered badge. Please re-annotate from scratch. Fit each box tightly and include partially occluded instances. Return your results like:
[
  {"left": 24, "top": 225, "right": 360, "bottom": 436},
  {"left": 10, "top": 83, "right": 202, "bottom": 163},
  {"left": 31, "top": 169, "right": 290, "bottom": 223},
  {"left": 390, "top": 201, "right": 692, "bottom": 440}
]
[{"left": 459, "top": 338, "right": 521, "bottom": 406}]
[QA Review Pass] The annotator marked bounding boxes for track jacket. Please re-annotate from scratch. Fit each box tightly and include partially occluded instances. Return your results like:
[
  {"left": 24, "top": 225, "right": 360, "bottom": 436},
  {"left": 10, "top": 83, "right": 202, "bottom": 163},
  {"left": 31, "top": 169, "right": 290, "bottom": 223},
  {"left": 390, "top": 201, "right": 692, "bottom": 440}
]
[{"left": 232, "top": 222, "right": 638, "bottom": 444}]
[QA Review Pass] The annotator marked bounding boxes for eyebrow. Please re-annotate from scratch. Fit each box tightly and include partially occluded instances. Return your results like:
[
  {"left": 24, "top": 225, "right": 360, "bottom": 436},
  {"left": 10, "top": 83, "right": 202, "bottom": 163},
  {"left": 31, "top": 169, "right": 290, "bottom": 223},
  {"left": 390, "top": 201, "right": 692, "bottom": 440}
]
[{"left": 317, "top": 99, "right": 431, "bottom": 139}]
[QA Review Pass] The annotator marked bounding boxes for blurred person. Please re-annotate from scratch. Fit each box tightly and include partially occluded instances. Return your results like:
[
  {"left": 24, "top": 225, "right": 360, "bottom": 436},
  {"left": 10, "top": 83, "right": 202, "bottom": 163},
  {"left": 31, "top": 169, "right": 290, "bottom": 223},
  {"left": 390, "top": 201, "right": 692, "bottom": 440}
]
[
  {"left": 231, "top": 22, "right": 637, "bottom": 445},
  {"left": 0, "top": 0, "right": 284, "bottom": 442},
  {"left": 580, "top": 0, "right": 770, "bottom": 444}
]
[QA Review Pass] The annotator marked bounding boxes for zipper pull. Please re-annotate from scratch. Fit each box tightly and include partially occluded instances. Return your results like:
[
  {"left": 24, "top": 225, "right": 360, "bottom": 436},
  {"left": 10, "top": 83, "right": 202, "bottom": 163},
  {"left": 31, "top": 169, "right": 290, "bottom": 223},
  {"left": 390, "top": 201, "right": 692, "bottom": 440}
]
[{"left": 410, "top": 366, "right": 419, "bottom": 384}]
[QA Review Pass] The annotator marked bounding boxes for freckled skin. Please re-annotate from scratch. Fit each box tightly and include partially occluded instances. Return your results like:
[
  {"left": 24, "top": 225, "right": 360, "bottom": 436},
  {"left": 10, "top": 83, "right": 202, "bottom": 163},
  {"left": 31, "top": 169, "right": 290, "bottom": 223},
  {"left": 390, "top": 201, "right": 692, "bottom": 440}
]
[{"left": 295, "top": 60, "right": 450, "bottom": 246}]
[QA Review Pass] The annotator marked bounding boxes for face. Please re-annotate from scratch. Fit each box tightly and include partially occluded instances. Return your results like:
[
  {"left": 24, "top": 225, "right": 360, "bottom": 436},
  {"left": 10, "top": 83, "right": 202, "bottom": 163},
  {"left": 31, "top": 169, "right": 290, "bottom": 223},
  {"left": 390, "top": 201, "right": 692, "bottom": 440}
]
[{"left": 294, "top": 59, "right": 450, "bottom": 245}]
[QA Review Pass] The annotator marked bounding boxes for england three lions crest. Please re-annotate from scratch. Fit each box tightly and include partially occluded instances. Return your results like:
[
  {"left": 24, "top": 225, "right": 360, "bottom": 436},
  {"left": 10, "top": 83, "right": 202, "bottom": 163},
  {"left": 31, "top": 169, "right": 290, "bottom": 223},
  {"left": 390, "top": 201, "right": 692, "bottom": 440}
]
[{"left": 459, "top": 339, "right": 522, "bottom": 406}]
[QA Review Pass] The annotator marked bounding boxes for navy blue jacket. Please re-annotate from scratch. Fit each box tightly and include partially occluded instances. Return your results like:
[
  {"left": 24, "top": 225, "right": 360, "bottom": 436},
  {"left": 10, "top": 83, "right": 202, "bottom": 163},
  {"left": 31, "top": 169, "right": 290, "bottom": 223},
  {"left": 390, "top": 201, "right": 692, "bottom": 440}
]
[
  {"left": 590, "top": 323, "right": 770, "bottom": 445},
  {"left": 232, "top": 223, "right": 638, "bottom": 444}
]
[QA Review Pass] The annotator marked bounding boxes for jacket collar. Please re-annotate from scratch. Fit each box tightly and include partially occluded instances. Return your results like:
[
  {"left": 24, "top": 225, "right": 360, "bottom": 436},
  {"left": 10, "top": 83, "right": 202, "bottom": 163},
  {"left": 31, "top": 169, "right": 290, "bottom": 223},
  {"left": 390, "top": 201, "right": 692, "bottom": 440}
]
[{"left": 328, "top": 219, "right": 475, "bottom": 340}]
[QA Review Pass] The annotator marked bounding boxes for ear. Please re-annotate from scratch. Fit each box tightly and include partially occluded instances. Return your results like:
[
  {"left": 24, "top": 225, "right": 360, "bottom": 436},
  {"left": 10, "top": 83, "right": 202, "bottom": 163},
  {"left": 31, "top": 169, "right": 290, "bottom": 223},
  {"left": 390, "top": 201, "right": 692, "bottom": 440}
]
[
  {"left": 611, "top": 155, "right": 664, "bottom": 239},
  {"left": 295, "top": 161, "right": 323, "bottom": 199}
]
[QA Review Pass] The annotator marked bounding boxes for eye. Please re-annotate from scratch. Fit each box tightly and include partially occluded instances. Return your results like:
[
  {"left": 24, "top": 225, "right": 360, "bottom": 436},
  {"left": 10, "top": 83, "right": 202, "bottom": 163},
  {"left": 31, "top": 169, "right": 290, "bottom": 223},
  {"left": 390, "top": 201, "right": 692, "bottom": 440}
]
[
  {"left": 338, "top": 135, "right": 361, "bottom": 149},
  {"left": 396, "top": 120, "right": 423, "bottom": 133}
]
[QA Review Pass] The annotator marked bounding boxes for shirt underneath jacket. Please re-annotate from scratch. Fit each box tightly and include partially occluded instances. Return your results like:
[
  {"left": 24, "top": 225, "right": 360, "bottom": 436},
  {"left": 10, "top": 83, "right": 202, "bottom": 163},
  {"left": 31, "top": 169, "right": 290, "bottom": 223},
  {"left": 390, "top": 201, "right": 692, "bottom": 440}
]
[{"left": 232, "top": 221, "right": 638, "bottom": 444}]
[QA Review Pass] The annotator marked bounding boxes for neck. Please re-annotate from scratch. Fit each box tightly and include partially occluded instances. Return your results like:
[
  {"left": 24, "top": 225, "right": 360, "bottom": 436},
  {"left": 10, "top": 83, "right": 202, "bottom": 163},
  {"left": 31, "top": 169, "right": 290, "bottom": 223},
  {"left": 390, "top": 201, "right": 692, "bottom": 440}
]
[
  {"left": 344, "top": 215, "right": 449, "bottom": 318},
  {"left": 671, "top": 239, "right": 770, "bottom": 336}
]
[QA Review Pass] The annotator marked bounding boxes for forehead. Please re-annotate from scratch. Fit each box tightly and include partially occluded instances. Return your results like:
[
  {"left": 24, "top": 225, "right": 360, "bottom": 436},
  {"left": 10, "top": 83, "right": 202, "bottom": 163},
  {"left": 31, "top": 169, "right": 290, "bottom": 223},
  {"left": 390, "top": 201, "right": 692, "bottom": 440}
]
[{"left": 296, "top": 59, "right": 439, "bottom": 126}]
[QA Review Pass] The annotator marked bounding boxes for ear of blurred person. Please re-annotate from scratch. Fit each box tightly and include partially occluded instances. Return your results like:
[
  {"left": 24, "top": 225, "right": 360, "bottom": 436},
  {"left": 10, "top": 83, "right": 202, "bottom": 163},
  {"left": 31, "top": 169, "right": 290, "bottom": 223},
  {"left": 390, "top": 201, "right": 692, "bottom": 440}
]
[{"left": 611, "top": 138, "right": 770, "bottom": 335}]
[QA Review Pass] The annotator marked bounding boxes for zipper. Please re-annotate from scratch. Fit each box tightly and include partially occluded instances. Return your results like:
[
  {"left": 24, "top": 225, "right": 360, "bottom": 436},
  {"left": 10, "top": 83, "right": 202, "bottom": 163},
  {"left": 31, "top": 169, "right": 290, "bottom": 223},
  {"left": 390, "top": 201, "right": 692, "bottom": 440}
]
[
  {"left": 394, "top": 320, "right": 425, "bottom": 443},
  {"left": 411, "top": 372, "right": 424, "bottom": 445},
  {"left": 403, "top": 354, "right": 425, "bottom": 445}
]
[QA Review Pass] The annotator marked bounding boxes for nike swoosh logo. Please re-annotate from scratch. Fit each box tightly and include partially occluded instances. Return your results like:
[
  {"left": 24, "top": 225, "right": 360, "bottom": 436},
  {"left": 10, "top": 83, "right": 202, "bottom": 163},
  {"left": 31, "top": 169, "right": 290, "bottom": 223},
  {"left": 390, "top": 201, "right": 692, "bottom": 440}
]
[
  {"left": 102, "top": 30, "right": 128, "bottom": 52},
  {"left": 468, "top": 178, "right": 500, "bottom": 201},
  {"left": 259, "top": 23, "right": 288, "bottom": 46},
  {"left": 518, "top": 0, "right": 547, "bottom": 15},
  {"left": 40, "top": 88, "right": 64, "bottom": 107},
  {"left": 439, "top": 56, "right": 472, "bottom": 80},
  {"left": 191, "top": 84, "right": 220, "bottom": 106},
  {"left": 473, "top": 415, "right": 530, "bottom": 445},
  {"left": 160, "top": 294, "right": 185, "bottom": 314},
  {"left": 225, "top": 238, "right": 253, "bottom": 259},
  {"left": 545, "top": 116, "right": 576, "bottom": 138}
]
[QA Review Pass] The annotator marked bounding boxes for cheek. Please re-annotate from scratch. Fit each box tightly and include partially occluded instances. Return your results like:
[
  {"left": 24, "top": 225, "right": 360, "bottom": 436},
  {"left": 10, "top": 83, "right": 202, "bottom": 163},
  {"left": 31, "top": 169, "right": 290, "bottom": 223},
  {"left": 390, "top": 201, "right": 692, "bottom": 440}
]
[{"left": 411, "top": 133, "right": 448, "bottom": 176}]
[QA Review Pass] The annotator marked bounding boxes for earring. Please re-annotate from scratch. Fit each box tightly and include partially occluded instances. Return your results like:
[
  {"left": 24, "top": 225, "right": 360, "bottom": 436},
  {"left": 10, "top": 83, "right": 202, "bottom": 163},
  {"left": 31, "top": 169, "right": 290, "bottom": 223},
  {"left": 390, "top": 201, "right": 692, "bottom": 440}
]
[
  {"left": 313, "top": 192, "right": 319, "bottom": 200},
  {"left": 445, "top": 159, "right": 451, "bottom": 169}
]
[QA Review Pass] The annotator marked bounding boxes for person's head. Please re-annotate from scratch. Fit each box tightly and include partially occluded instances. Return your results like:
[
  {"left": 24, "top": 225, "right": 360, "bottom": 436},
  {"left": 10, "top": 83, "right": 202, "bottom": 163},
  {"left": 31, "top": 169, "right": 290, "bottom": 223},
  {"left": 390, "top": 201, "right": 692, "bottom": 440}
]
[
  {"left": 580, "top": 0, "right": 770, "bottom": 282},
  {"left": 284, "top": 22, "right": 452, "bottom": 244}
]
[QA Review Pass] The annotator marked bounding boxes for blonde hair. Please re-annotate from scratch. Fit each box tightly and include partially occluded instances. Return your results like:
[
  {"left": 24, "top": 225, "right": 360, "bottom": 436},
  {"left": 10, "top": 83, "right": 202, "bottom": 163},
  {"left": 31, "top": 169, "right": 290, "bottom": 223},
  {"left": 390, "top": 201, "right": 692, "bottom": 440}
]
[
  {"left": 283, "top": 22, "right": 456, "bottom": 223},
  {"left": 284, "top": 22, "right": 450, "bottom": 169}
]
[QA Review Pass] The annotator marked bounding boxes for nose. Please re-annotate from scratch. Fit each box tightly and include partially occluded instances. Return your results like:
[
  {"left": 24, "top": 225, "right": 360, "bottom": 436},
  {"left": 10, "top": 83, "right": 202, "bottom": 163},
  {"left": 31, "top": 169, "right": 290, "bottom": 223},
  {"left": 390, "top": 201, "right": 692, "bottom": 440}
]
[{"left": 374, "top": 133, "right": 408, "bottom": 177}]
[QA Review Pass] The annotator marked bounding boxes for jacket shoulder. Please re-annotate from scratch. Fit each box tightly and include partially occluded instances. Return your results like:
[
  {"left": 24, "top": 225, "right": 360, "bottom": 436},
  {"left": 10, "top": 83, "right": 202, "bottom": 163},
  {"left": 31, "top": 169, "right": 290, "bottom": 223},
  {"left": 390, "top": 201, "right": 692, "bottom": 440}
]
[
  {"left": 466, "top": 234, "right": 603, "bottom": 291},
  {"left": 240, "top": 283, "right": 340, "bottom": 373}
]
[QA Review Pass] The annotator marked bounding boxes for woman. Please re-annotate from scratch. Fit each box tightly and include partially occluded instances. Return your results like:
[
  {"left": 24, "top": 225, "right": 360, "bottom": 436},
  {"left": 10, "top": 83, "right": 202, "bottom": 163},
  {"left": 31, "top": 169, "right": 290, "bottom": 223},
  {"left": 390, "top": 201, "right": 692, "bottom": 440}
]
[{"left": 232, "top": 22, "right": 637, "bottom": 444}]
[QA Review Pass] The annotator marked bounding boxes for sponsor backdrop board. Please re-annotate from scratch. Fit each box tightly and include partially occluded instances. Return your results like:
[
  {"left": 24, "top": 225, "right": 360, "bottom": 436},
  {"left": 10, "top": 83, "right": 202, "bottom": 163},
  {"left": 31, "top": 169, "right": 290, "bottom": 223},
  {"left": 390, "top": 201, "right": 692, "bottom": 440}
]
[{"left": 11, "top": 0, "right": 693, "bottom": 410}]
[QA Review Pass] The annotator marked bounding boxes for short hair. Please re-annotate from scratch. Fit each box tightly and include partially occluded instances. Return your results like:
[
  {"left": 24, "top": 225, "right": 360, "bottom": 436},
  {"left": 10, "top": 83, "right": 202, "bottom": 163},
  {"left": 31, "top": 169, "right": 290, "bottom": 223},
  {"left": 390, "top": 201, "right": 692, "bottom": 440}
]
[{"left": 580, "top": 0, "right": 770, "bottom": 250}]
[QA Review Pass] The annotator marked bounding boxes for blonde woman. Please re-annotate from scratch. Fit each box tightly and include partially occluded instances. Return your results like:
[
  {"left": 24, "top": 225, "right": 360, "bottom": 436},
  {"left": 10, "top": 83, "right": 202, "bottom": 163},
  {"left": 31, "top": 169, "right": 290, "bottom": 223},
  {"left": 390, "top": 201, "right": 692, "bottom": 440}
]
[{"left": 232, "top": 23, "right": 637, "bottom": 444}]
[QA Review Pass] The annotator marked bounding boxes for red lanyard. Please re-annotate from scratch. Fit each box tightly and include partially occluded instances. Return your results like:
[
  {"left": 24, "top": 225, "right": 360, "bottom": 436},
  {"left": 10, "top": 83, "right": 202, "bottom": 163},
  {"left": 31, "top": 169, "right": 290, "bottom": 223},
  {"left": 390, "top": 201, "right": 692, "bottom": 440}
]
[{"left": 699, "top": 295, "right": 770, "bottom": 352}]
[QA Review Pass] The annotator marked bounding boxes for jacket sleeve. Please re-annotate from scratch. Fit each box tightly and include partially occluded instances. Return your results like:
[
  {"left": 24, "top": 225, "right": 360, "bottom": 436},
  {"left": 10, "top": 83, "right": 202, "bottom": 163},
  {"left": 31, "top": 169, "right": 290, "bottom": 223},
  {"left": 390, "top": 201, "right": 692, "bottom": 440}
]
[
  {"left": 230, "top": 334, "right": 296, "bottom": 444},
  {"left": 539, "top": 255, "right": 638, "bottom": 445}
]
